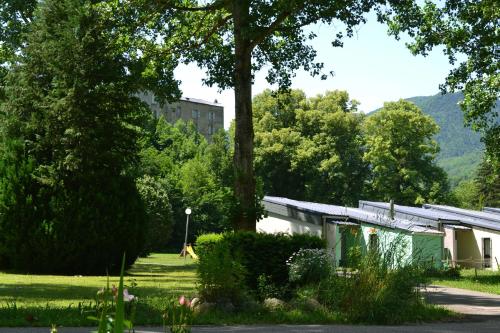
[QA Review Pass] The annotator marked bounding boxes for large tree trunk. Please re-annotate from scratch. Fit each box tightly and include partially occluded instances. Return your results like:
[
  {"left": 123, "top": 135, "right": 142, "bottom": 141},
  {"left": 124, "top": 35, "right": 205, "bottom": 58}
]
[{"left": 232, "top": 0, "right": 256, "bottom": 231}]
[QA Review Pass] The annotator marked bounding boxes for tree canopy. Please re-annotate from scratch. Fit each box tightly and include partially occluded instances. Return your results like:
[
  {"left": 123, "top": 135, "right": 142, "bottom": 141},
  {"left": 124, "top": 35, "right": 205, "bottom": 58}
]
[
  {"left": 254, "top": 89, "right": 366, "bottom": 206},
  {"left": 363, "top": 100, "right": 452, "bottom": 205},
  {"left": 381, "top": 0, "right": 500, "bottom": 157}
]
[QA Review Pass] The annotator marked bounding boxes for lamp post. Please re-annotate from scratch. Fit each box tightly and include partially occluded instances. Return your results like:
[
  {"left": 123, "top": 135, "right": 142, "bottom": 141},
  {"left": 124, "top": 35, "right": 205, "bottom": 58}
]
[{"left": 183, "top": 208, "right": 192, "bottom": 263}]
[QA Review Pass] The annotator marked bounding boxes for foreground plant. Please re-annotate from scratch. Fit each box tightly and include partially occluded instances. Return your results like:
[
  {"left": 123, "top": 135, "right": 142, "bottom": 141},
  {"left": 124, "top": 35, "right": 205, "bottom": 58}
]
[
  {"left": 163, "top": 296, "right": 193, "bottom": 333},
  {"left": 87, "top": 255, "right": 135, "bottom": 333}
]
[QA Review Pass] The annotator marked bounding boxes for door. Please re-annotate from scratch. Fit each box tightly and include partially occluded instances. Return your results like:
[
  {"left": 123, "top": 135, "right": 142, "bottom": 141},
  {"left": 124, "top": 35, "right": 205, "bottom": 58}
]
[{"left": 483, "top": 238, "right": 492, "bottom": 268}]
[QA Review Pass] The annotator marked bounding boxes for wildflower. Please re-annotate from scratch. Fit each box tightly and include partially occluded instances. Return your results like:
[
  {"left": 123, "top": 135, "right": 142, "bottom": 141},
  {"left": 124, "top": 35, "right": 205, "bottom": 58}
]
[
  {"left": 179, "top": 295, "right": 190, "bottom": 307},
  {"left": 123, "top": 288, "right": 136, "bottom": 302}
]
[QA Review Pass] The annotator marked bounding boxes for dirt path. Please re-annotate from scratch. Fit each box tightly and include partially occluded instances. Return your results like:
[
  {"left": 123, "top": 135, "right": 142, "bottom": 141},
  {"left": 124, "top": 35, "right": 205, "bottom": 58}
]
[{"left": 424, "top": 284, "right": 500, "bottom": 317}]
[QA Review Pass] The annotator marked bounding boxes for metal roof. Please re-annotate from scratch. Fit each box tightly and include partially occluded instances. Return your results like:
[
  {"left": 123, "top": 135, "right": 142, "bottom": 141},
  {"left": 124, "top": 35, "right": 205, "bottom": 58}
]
[
  {"left": 181, "top": 97, "right": 223, "bottom": 107},
  {"left": 423, "top": 204, "right": 500, "bottom": 232},
  {"left": 359, "top": 200, "right": 461, "bottom": 223},
  {"left": 484, "top": 207, "right": 500, "bottom": 215},
  {"left": 264, "top": 196, "right": 442, "bottom": 235}
]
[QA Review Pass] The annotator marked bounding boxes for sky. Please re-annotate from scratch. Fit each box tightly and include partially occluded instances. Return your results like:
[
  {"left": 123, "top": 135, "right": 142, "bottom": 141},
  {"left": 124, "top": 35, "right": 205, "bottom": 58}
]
[{"left": 173, "top": 15, "right": 455, "bottom": 129}]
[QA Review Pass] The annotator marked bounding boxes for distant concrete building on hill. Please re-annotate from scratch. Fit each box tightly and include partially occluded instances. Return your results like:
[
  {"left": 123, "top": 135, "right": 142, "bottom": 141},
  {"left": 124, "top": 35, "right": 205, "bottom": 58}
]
[{"left": 139, "top": 92, "right": 224, "bottom": 140}]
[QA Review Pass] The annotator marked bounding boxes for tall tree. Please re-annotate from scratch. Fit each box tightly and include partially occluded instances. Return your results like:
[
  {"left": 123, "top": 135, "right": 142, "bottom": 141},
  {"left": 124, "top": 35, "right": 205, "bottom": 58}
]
[
  {"left": 129, "top": 0, "right": 395, "bottom": 230},
  {"left": 363, "top": 100, "right": 452, "bottom": 205},
  {"left": 254, "top": 89, "right": 366, "bottom": 206},
  {"left": 0, "top": 0, "right": 178, "bottom": 273}
]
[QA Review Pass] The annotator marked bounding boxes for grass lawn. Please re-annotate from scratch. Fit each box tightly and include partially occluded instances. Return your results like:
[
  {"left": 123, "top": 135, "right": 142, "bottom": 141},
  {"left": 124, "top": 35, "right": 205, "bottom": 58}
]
[
  {"left": 0, "top": 253, "right": 451, "bottom": 327},
  {"left": 431, "top": 268, "right": 500, "bottom": 295},
  {"left": 0, "top": 253, "right": 197, "bottom": 326}
]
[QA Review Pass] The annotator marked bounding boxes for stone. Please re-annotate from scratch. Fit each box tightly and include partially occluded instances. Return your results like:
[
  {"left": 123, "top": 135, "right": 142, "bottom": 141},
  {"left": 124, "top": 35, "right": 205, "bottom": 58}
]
[
  {"left": 304, "top": 298, "right": 322, "bottom": 311},
  {"left": 190, "top": 297, "right": 200, "bottom": 310},
  {"left": 263, "top": 297, "right": 286, "bottom": 311},
  {"left": 193, "top": 301, "right": 215, "bottom": 315}
]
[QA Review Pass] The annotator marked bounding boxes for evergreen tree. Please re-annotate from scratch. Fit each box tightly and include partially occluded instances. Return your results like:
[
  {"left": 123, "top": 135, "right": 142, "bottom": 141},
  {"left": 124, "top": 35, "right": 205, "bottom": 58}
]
[
  {"left": 476, "top": 156, "right": 500, "bottom": 208},
  {"left": 0, "top": 0, "right": 176, "bottom": 273}
]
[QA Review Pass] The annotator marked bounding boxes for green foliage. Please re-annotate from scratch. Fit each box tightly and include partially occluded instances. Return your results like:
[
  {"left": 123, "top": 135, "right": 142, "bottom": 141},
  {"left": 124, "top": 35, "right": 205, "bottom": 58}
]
[
  {"left": 438, "top": 150, "right": 483, "bottom": 188},
  {"left": 287, "top": 249, "right": 333, "bottom": 285},
  {"left": 162, "top": 296, "right": 193, "bottom": 333},
  {"left": 452, "top": 180, "right": 481, "bottom": 210},
  {"left": 196, "top": 238, "right": 247, "bottom": 304},
  {"left": 363, "top": 100, "right": 452, "bottom": 205},
  {"left": 139, "top": 119, "right": 234, "bottom": 249},
  {"left": 382, "top": 1, "right": 499, "bottom": 158},
  {"left": 195, "top": 233, "right": 224, "bottom": 257},
  {"left": 136, "top": 176, "right": 174, "bottom": 254},
  {"left": 229, "top": 232, "right": 323, "bottom": 291},
  {"left": 405, "top": 93, "right": 486, "bottom": 159},
  {"left": 318, "top": 248, "right": 426, "bottom": 324},
  {"left": 256, "top": 274, "right": 289, "bottom": 301},
  {"left": 196, "top": 232, "right": 324, "bottom": 302},
  {"left": 476, "top": 155, "right": 500, "bottom": 208},
  {"left": 0, "top": 0, "right": 162, "bottom": 274},
  {"left": 254, "top": 89, "right": 367, "bottom": 206}
]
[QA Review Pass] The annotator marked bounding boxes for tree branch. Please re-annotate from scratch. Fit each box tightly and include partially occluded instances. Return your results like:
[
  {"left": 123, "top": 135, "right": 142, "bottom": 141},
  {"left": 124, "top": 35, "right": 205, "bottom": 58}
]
[
  {"left": 157, "top": 0, "right": 227, "bottom": 12},
  {"left": 249, "top": 10, "right": 291, "bottom": 49}
]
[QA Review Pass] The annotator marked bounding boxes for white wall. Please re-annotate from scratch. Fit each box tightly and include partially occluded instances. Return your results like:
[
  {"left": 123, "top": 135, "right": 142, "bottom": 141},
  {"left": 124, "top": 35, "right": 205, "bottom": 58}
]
[
  {"left": 257, "top": 213, "right": 322, "bottom": 237},
  {"left": 443, "top": 227, "right": 457, "bottom": 262},
  {"left": 472, "top": 227, "right": 500, "bottom": 270}
]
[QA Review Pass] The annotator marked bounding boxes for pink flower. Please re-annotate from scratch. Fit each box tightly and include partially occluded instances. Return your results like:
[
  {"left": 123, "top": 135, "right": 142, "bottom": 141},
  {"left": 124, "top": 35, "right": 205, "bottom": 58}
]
[
  {"left": 123, "top": 288, "right": 135, "bottom": 302},
  {"left": 179, "top": 295, "right": 190, "bottom": 307}
]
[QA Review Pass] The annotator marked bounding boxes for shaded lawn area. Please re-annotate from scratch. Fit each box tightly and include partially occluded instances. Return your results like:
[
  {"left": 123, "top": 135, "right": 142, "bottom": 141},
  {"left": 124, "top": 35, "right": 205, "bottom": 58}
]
[
  {"left": 0, "top": 253, "right": 452, "bottom": 327},
  {"left": 431, "top": 268, "right": 500, "bottom": 295},
  {"left": 0, "top": 253, "right": 197, "bottom": 326}
]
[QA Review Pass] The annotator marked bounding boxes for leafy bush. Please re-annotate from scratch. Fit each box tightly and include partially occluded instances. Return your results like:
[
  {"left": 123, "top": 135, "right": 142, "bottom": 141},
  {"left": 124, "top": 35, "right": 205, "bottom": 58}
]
[
  {"left": 256, "top": 274, "right": 289, "bottom": 301},
  {"left": 222, "top": 232, "right": 325, "bottom": 290},
  {"left": 287, "top": 248, "right": 334, "bottom": 285},
  {"left": 195, "top": 231, "right": 324, "bottom": 303},
  {"left": 196, "top": 238, "right": 246, "bottom": 304},
  {"left": 195, "top": 233, "right": 224, "bottom": 257},
  {"left": 318, "top": 245, "right": 427, "bottom": 324}
]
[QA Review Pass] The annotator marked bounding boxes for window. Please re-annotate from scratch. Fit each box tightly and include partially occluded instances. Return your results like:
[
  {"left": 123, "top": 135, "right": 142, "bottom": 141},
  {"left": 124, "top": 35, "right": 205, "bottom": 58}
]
[
  {"left": 208, "top": 111, "right": 215, "bottom": 121},
  {"left": 208, "top": 124, "right": 214, "bottom": 135},
  {"left": 176, "top": 106, "right": 181, "bottom": 118},
  {"left": 369, "top": 233, "right": 378, "bottom": 253},
  {"left": 483, "top": 238, "right": 492, "bottom": 268},
  {"left": 192, "top": 109, "right": 199, "bottom": 119}
]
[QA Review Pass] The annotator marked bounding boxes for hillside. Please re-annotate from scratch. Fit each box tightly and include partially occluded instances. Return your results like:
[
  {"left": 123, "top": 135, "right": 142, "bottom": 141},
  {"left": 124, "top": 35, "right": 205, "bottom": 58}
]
[
  {"left": 406, "top": 93, "right": 483, "bottom": 159},
  {"left": 370, "top": 93, "right": 491, "bottom": 187}
]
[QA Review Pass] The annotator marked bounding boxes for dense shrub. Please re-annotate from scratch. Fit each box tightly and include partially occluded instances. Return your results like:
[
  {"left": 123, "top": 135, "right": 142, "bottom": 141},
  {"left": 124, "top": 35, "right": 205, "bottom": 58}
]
[
  {"left": 196, "top": 237, "right": 246, "bottom": 304},
  {"left": 287, "top": 248, "right": 334, "bottom": 285},
  {"left": 195, "top": 233, "right": 224, "bottom": 257},
  {"left": 222, "top": 232, "right": 325, "bottom": 290},
  {"left": 195, "top": 231, "right": 324, "bottom": 302}
]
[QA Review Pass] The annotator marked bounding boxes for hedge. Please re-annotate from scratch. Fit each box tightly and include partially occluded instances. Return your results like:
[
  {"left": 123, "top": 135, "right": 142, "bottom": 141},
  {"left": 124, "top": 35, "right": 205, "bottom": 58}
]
[{"left": 195, "top": 231, "right": 325, "bottom": 293}]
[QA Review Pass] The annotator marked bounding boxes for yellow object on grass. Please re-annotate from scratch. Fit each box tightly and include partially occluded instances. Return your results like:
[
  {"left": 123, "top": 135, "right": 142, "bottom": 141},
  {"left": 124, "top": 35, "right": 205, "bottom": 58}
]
[{"left": 186, "top": 245, "right": 199, "bottom": 260}]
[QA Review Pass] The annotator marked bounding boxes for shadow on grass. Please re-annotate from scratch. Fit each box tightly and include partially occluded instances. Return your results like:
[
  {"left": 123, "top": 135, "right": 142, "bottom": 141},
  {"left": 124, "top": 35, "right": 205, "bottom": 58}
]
[
  {"left": 127, "top": 263, "right": 197, "bottom": 275},
  {"left": 0, "top": 283, "right": 196, "bottom": 302}
]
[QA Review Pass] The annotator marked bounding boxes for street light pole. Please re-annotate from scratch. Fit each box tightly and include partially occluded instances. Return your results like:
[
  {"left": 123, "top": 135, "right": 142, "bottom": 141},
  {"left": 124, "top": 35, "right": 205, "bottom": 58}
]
[{"left": 183, "top": 208, "right": 192, "bottom": 264}]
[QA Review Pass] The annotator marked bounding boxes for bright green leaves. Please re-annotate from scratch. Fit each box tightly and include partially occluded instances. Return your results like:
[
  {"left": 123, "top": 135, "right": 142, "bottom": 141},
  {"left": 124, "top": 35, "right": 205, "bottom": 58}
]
[
  {"left": 382, "top": 0, "right": 500, "bottom": 157},
  {"left": 363, "top": 100, "right": 451, "bottom": 205},
  {"left": 254, "top": 89, "right": 366, "bottom": 205}
]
